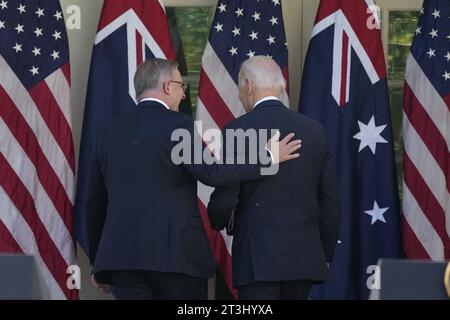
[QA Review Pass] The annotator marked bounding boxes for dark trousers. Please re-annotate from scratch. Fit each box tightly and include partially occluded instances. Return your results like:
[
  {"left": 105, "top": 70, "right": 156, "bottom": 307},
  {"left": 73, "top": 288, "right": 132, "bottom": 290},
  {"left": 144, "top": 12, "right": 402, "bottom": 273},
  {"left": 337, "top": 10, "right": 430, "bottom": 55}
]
[
  {"left": 237, "top": 280, "right": 312, "bottom": 300},
  {"left": 109, "top": 270, "right": 208, "bottom": 300}
]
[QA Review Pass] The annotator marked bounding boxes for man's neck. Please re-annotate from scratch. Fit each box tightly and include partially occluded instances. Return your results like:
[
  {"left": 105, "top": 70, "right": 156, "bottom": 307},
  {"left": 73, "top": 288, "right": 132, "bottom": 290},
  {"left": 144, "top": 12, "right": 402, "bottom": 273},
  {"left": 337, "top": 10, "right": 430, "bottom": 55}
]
[
  {"left": 253, "top": 96, "right": 280, "bottom": 109},
  {"left": 139, "top": 97, "right": 170, "bottom": 110}
]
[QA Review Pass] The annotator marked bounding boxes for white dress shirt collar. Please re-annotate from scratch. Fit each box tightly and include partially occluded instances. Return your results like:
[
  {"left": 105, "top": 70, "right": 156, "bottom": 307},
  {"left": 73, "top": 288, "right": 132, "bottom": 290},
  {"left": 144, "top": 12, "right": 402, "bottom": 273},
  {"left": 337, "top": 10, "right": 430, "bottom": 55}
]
[
  {"left": 139, "top": 98, "right": 170, "bottom": 110},
  {"left": 253, "top": 96, "right": 280, "bottom": 109}
]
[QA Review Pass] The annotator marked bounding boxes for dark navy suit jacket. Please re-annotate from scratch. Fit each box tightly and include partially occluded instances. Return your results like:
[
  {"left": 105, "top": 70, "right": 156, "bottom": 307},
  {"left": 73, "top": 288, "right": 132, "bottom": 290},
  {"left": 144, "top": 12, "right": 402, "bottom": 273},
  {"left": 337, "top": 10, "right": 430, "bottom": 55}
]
[
  {"left": 85, "top": 101, "right": 267, "bottom": 283},
  {"left": 208, "top": 99, "right": 341, "bottom": 288}
]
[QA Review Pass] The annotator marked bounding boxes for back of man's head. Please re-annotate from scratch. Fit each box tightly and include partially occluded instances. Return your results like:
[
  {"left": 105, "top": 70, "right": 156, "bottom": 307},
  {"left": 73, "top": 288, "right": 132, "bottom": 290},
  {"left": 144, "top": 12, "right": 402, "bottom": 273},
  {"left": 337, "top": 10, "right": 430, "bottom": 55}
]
[
  {"left": 238, "top": 56, "right": 286, "bottom": 95},
  {"left": 134, "top": 58, "right": 179, "bottom": 101}
]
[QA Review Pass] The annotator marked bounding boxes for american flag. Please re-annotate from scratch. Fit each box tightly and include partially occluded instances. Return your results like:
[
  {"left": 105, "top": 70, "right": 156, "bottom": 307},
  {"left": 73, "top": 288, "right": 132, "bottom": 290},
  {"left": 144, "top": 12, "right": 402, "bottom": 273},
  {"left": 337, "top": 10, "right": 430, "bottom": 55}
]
[
  {"left": 196, "top": 0, "right": 289, "bottom": 297},
  {"left": 0, "top": 0, "right": 77, "bottom": 299},
  {"left": 402, "top": 0, "right": 450, "bottom": 260},
  {"left": 75, "top": 1, "right": 175, "bottom": 251},
  {"left": 299, "top": 0, "right": 403, "bottom": 299}
]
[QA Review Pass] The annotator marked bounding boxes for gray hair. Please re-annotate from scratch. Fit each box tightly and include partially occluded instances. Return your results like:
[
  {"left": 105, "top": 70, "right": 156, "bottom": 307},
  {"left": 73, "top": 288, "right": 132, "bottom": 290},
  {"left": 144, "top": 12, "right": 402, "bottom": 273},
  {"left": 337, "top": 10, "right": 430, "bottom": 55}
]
[
  {"left": 134, "top": 58, "right": 179, "bottom": 101},
  {"left": 238, "top": 56, "right": 286, "bottom": 94}
]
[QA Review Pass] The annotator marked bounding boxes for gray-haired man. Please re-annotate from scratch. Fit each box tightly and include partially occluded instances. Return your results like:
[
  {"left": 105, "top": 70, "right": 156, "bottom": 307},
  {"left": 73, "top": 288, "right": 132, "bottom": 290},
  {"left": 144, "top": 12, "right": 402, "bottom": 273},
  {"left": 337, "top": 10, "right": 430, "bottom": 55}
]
[{"left": 208, "top": 56, "right": 341, "bottom": 300}]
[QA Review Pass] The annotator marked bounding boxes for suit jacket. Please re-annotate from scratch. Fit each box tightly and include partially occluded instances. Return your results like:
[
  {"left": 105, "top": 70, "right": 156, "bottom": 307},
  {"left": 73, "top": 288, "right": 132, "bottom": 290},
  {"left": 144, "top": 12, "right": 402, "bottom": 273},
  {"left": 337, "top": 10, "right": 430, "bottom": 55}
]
[
  {"left": 84, "top": 101, "right": 268, "bottom": 283},
  {"left": 208, "top": 99, "right": 341, "bottom": 288}
]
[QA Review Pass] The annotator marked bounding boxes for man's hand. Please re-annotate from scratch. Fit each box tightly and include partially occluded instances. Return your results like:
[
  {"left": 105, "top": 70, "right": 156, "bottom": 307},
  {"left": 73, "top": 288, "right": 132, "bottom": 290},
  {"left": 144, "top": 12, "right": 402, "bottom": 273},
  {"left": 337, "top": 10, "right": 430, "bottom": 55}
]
[
  {"left": 91, "top": 274, "right": 110, "bottom": 294},
  {"left": 267, "top": 131, "right": 302, "bottom": 165}
]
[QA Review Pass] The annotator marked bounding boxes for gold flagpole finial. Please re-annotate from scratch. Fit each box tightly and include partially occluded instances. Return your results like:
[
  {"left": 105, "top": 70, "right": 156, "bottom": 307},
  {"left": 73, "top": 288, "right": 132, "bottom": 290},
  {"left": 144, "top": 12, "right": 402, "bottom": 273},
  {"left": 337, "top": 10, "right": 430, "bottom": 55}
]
[{"left": 445, "top": 262, "right": 450, "bottom": 299}]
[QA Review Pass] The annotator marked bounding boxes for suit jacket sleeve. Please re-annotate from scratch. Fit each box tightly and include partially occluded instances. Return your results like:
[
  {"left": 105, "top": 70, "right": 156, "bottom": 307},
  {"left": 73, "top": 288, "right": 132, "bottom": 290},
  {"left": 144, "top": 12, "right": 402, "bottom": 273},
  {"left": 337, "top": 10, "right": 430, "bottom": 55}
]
[
  {"left": 207, "top": 184, "right": 241, "bottom": 231},
  {"left": 84, "top": 133, "right": 108, "bottom": 265},
  {"left": 177, "top": 118, "right": 270, "bottom": 187},
  {"left": 317, "top": 127, "right": 341, "bottom": 262}
]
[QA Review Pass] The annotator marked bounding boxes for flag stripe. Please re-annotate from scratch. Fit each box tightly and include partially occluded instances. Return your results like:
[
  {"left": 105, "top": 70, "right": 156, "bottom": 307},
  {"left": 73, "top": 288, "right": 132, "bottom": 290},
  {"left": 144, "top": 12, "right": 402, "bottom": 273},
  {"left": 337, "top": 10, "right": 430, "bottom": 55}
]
[
  {"left": 403, "top": 114, "right": 450, "bottom": 217},
  {"left": 340, "top": 33, "right": 349, "bottom": 106},
  {"left": 198, "top": 185, "right": 233, "bottom": 258},
  {"left": 405, "top": 54, "right": 450, "bottom": 149},
  {"left": 312, "top": 11, "right": 337, "bottom": 38},
  {"left": 136, "top": 31, "right": 143, "bottom": 66},
  {"left": 0, "top": 184, "right": 66, "bottom": 299},
  {"left": 403, "top": 153, "right": 450, "bottom": 256},
  {"left": 45, "top": 68, "right": 73, "bottom": 130},
  {"left": 0, "top": 88, "right": 75, "bottom": 233},
  {"left": 403, "top": 84, "right": 450, "bottom": 191},
  {"left": 0, "top": 116, "right": 76, "bottom": 265},
  {"left": 0, "top": 220, "right": 22, "bottom": 253},
  {"left": 402, "top": 218, "right": 432, "bottom": 259},
  {"left": 332, "top": 19, "right": 344, "bottom": 106},
  {"left": 443, "top": 93, "right": 450, "bottom": 109},
  {"left": 402, "top": 184, "right": 445, "bottom": 260},
  {"left": 197, "top": 196, "right": 237, "bottom": 297},
  {"left": 201, "top": 43, "right": 245, "bottom": 118},
  {"left": 61, "top": 63, "right": 71, "bottom": 85},
  {"left": 0, "top": 57, "right": 75, "bottom": 199},
  {"left": 196, "top": 99, "right": 220, "bottom": 133},
  {"left": 0, "top": 155, "right": 72, "bottom": 299},
  {"left": 197, "top": 181, "right": 233, "bottom": 255},
  {"left": 29, "top": 82, "right": 75, "bottom": 172},
  {"left": 402, "top": 213, "right": 433, "bottom": 259},
  {"left": 198, "top": 71, "right": 235, "bottom": 130}
]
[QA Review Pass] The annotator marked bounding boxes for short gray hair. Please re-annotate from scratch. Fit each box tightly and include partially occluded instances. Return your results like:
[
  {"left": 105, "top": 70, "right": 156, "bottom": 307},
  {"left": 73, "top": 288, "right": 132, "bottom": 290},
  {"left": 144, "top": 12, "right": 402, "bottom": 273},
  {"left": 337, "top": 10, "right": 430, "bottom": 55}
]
[
  {"left": 238, "top": 56, "right": 286, "bottom": 93},
  {"left": 134, "top": 58, "right": 179, "bottom": 100}
]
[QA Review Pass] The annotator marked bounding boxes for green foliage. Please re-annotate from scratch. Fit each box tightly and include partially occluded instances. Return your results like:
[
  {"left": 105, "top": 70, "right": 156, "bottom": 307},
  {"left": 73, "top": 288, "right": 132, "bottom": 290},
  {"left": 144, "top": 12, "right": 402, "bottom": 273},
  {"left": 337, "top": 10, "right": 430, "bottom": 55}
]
[
  {"left": 174, "top": 7, "right": 215, "bottom": 76},
  {"left": 169, "top": 7, "right": 215, "bottom": 113},
  {"left": 387, "top": 11, "right": 420, "bottom": 198},
  {"left": 388, "top": 11, "right": 420, "bottom": 80}
]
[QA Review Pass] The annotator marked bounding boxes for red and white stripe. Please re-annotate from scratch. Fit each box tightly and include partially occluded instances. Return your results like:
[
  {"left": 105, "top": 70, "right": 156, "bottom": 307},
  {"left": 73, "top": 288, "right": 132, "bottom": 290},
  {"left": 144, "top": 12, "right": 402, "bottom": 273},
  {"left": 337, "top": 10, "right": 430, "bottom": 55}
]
[
  {"left": 0, "top": 55, "right": 77, "bottom": 299},
  {"left": 402, "top": 53, "right": 450, "bottom": 260},
  {"left": 196, "top": 42, "right": 289, "bottom": 297}
]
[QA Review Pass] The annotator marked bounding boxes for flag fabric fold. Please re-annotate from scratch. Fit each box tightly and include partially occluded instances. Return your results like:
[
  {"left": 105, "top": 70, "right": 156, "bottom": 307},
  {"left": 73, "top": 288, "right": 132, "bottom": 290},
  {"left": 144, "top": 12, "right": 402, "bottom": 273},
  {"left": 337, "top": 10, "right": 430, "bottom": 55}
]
[
  {"left": 299, "top": 0, "right": 403, "bottom": 299},
  {"left": 402, "top": 0, "right": 450, "bottom": 261},
  {"left": 0, "top": 0, "right": 77, "bottom": 299}
]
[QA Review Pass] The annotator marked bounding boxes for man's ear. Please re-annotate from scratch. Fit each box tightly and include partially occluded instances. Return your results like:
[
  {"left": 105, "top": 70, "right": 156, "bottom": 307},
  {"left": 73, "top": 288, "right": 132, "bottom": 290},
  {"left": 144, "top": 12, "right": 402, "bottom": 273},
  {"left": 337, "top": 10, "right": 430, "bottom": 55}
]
[
  {"left": 162, "top": 81, "right": 170, "bottom": 95},
  {"left": 247, "top": 79, "right": 254, "bottom": 95}
]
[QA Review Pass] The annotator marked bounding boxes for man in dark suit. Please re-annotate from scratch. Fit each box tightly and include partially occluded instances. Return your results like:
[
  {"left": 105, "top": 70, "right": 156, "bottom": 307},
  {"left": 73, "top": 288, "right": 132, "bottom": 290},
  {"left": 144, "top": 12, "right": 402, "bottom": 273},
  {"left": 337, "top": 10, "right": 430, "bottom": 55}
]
[
  {"left": 208, "top": 56, "right": 341, "bottom": 300},
  {"left": 84, "top": 58, "right": 301, "bottom": 299}
]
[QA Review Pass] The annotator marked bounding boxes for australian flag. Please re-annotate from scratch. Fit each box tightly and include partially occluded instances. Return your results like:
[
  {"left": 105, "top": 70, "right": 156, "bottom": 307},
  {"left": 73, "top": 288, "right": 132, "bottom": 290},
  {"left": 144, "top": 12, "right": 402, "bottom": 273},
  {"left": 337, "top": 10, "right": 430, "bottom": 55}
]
[
  {"left": 299, "top": 0, "right": 403, "bottom": 299},
  {"left": 74, "top": 0, "right": 176, "bottom": 251}
]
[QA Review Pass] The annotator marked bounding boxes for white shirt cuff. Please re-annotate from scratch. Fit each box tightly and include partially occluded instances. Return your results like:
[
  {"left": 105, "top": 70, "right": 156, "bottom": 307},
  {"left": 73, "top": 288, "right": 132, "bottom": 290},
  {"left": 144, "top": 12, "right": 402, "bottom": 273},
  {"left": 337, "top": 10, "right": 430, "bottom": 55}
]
[{"left": 265, "top": 146, "right": 275, "bottom": 165}]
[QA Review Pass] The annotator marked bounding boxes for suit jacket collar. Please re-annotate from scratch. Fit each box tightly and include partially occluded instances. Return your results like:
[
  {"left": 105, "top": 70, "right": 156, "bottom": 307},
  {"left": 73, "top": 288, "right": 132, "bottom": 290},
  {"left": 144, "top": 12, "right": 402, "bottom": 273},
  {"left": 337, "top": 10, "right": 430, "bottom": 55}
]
[
  {"left": 252, "top": 99, "right": 286, "bottom": 111},
  {"left": 137, "top": 100, "right": 170, "bottom": 111}
]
